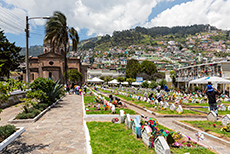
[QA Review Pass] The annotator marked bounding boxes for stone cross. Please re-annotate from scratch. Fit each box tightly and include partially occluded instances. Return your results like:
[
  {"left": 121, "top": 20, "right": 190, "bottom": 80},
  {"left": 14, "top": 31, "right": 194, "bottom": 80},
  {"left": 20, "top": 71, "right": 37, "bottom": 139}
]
[
  {"left": 154, "top": 136, "right": 171, "bottom": 154},
  {"left": 207, "top": 111, "right": 217, "bottom": 122},
  {"left": 222, "top": 114, "right": 230, "bottom": 126}
]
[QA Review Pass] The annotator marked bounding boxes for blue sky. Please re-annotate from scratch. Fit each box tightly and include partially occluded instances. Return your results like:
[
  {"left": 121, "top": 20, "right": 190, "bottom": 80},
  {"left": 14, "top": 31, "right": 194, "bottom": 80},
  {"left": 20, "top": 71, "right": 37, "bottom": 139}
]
[{"left": 1, "top": 0, "right": 230, "bottom": 47}]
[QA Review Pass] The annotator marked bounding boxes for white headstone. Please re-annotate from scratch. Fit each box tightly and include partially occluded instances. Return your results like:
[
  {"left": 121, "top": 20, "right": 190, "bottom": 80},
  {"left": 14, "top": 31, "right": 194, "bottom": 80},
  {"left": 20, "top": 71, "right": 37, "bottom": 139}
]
[
  {"left": 220, "top": 104, "right": 226, "bottom": 111},
  {"left": 170, "top": 104, "right": 176, "bottom": 111},
  {"left": 125, "top": 114, "right": 131, "bottom": 129},
  {"left": 222, "top": 114, "right": 230, "bottom": 126},
  {"left": 176, "top": 105, "right": 183, "bottom": 113},
  {"left": 207, "top": 111, "right": 217, "bottom": 122},
  {"left": 154, "top": 100, "right": 159, "bottom": 105},
  {"left": 228, "top": 106, "right": 230, "bottom": 111},
  {"left": 163, "top": 102, "right": 169, "bottom": 109},
  {"left": 200, "top": 99, "right": 204, "bottom": 104},
  {"left": 112, "top": 105, "right": 115, "bottom": 114},
  {"left": 154, "top": 136, "right": 170, "bottom": 154},
  {"left": 183, "top": 99, "right": 189, "bottom": 104},
  {"left": 142, "top": 126, "right": 152, "bottom": 147},
  {"left": 159, "top": 101, "right": 164, "bottom": 108},
  {"left": 192, "top": 99, "right": 196, "bottom": 104},
  {"left": 119, "top": 110, "right": 125, "bottom": 123}
]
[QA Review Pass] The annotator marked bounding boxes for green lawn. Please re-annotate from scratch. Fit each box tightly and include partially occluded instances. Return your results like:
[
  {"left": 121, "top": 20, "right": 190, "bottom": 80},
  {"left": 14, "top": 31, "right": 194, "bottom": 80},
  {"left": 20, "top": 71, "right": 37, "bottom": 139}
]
[
  {"left": 84, "top": 95, "right": 135, "bottom": 114},
  {"left": 182, "top": 102, "right": 209, "bottom": 107},
  {"left": 182, "top": 120, "right": 230, "bottom": 140},
  {"left": 87, "top": 122, "right": 215, "bottom": 154},
  {"left": 154, "top": 109, "right": 202, "bottom": 115},
  {"left": 193, "top": 108, "right": 230, "bottom": 115},
  {"left": 99, "top": 89, "right": 112, "bottom": 93}
]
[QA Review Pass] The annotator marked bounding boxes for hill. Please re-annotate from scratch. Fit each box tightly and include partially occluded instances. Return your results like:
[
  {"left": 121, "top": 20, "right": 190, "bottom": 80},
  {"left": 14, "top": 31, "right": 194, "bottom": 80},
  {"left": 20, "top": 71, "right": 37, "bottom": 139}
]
[
  {"left": 20, "top": 45, "right": 43, "bottom": 57},
  {"left": 79, "top": 24, "right": 217, "bottom": 51}
]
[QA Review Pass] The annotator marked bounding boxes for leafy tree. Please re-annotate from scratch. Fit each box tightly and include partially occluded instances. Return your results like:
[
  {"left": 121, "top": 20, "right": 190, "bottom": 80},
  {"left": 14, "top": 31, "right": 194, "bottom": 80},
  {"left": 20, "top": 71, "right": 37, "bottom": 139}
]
[
  {"left": 0, "top": 30, "right": 24, "bottom": 78},
  {"left": 45, "top": 11, "right": 79, "bottom": 84},
  {"left": 126, "top": 59, "right": 141, "bottom": 78},
  {"left": 117, "top": 77, "right": 125, "bottom": 83},
  {"left": 141, "top": 81, "right": 149, "bottom": 88},
  {"left": 99, "top": 76, "right": 104, "bottom": 80},
  {"left": 140, "top": 60, "right": 157, "bottom": 76},
  {"left": 67, "top": 69, "right": 83, "bottom": 83},
  {"left": 149, "top": 81, "right": 158, "bottom": 89},
  {"left": 159, "top": 79, "right": 167, "bottom": 88},
  {"left": 170, "top": 70, "right": 176, "bottom": 87},
  {"left": 104, "top": 76, "right": 112, "bottom": 84},
  {"left": 126, "top": 78, "right": 135, "bottom": 87}
]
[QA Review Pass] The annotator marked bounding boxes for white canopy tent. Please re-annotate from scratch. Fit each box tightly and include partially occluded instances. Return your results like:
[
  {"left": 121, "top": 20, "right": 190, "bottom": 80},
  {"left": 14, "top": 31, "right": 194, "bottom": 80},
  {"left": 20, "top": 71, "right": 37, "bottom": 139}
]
[
  {"left": 132, "top": 82, "right": 142, "bottom": 86},
  {"left": 189, "top": 76, "right": 230, "bottom": 95},
  {"left": 87, "top": 77, "right": 104, "bottom": 83},
  {"left": 108, "top": 79, "right": 119, "bottom": 84},
  {"left": 121, "top": 81, "right": 128, "bottom": 85}
]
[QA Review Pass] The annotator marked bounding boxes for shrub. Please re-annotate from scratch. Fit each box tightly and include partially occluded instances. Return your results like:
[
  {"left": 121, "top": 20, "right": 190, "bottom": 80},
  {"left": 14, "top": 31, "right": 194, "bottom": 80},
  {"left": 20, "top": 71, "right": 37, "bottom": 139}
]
[{"left": 0, "top": 125, "right": 16, "bottom": 142}]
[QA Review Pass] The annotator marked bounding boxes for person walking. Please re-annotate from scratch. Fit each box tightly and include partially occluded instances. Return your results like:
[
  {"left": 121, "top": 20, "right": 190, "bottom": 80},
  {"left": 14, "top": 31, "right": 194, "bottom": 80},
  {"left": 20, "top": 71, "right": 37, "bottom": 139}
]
[{"left": 204, "top": 82, "right": 221, "bottom": 117}]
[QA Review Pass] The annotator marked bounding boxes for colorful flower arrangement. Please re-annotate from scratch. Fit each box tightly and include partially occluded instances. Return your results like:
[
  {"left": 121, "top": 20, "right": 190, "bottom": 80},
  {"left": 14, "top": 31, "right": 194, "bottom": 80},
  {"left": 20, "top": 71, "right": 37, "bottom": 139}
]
[{"left": 111, "top": 117, "right": 119, "bottom": 123}]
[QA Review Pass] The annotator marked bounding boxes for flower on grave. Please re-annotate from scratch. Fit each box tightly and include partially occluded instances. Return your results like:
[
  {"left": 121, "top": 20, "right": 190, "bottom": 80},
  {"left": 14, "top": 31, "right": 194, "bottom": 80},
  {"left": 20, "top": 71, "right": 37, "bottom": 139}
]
[
  {"left": 172, "top": 132, "right": 183, "bottom": 141},
  {"left": 130, "top": 119, "right": 133, "bottom": 121},
  {"left": 165, "top": 130, "right": 169, "bottom": 134},
  {"left": 182, "top": 141, "right": 186, "bottom": 144},
  {"left": 221, "top": 127, "right": 227, "bottom": 132},
  {"left": 111, "top": 117, "right": 119, "bottom": 123},
  {"left": 213, "top": 123, "right": 216, "bottom": 127},
  {"left": 186, "top": 143, "right": 192, "bottom": 147},
  {"left": 174, "top": 141, "right": 182, "bottom": 147},
  {"left": 161, "top": 107, "right": 164, "bottom": 110},
  {"left": 193, "top": 141, "right": 197, "bottom": 144},
  {"left": 186, "top": 135, "right": 191, "bottom": 140},
  {"left": 178, "top": 111, "right": 181, "bottom": 114},
  {"left": 86, "top": 108, "right": 89, "bottom": 112},
  {"left": 195, "top": 132, "right": 204, "bottom": 141},
  {"left": 159, "top": 106, "right": 161, "bottom": 109}
]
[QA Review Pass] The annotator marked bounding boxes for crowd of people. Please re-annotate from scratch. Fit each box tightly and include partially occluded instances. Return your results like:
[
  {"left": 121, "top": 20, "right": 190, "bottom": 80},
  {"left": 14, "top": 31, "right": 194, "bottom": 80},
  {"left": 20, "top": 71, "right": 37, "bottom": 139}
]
[{"left": 65, "top": 83, "right": 87, "bottom": 95}]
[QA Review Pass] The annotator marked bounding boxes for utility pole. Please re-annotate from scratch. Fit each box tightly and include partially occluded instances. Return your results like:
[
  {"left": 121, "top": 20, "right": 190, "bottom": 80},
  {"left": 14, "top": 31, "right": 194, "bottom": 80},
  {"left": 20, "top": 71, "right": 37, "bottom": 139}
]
[
  {"left": 25, "top": 16, "right": 29, "bottom": 83},
  {"left": 25, "top": 16, "right": 50, "bottom": 83}
]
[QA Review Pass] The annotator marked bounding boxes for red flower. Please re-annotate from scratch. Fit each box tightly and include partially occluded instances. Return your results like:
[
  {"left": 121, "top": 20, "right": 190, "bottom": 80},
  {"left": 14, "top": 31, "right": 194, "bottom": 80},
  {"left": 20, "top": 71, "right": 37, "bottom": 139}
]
[{"left": 213, "top": 124, "right": 216, "bottom": 127}]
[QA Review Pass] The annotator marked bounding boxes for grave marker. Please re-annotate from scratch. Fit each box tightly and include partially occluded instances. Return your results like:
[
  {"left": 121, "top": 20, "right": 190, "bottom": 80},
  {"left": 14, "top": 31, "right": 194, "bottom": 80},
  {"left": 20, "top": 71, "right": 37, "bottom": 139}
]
[
  {"left": 119, "top": 110, "right": 125, "bottom": 123},
  {"left": 228, "top": 106, "right": 230, "bottom": 111},
  {"left": 142, "top": 126, "right": 152, "bottom": 147},
  {"left": 163, "top": 102, "right": 169, "bottom": 109},
  {"left": 154, "top": 136, "right": 170, "bottom": 154},
  {"left": 207, "top": 111, "right": 217, "bottom": 122},
  {"left": 170, "top": 104, "right": 175, "bottom": 111},
  {"left": 132, "top": 119, "right": 141, "bottom": 138},
  {"left": 112, "top": 105, "right": 115, "bottom": 114},
  {"left": 125, "top": 114, "right": 131, "bottom": 129},
  {"left": 222, "top": 114, "right": 230, "bottom": 126},
  {"left": 159, "top": 101, "right": 164, "bottom": 108},
  {"left": 176, "top": 105, "right": 183, "bottom": 113}
]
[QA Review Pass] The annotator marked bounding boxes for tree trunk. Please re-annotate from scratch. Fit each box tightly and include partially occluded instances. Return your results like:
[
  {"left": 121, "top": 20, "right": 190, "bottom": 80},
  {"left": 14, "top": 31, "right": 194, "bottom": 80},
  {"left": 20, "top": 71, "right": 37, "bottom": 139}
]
[{"left": 64, "top": 43, "right": 68, "bottom": 85}]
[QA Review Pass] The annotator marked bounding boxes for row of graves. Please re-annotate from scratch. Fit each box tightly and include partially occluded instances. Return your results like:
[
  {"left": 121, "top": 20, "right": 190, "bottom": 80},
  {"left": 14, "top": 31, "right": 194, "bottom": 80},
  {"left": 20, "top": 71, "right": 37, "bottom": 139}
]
[
  {"left": 102, "top": 86, "right": 230, "bottom": 117},
  {"left": 100, "top": 87, "right": 205, "bottom": 117},
  {"left": 112, "top": 110, "right": 213, "bottom": 154},
  {"left": 85, "top": 89, "right": 133, "bottom": 114}
]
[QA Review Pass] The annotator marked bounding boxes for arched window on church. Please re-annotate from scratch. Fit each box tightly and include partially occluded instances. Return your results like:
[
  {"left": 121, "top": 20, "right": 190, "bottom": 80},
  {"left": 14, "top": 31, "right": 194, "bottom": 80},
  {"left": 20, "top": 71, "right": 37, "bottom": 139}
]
[{"left": 49, "top": 72, "right": 52, "bottom": 79}]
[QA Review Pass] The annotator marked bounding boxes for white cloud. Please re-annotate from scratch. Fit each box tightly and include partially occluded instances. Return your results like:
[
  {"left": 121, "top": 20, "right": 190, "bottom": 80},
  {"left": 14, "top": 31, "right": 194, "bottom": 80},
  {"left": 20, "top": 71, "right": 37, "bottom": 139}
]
[
  {"left": 145, "top": 0, "right": 230, "bottom": 30},
  {"left": 1, "top": 0, "right": 230, "bottom": 39}
]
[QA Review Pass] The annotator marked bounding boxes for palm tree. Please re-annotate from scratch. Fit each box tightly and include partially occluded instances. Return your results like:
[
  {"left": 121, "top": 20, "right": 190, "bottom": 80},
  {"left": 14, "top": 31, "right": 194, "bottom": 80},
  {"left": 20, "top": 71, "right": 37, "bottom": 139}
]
[{"left": 45, "top": 11, "right": 79, "bottom": 84}]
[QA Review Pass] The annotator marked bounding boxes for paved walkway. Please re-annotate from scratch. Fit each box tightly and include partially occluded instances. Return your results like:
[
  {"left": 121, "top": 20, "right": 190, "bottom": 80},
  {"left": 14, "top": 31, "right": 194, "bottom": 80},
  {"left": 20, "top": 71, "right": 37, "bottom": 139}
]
[{"left": 1, "top": 95, "right": 86, "bottom": 154}]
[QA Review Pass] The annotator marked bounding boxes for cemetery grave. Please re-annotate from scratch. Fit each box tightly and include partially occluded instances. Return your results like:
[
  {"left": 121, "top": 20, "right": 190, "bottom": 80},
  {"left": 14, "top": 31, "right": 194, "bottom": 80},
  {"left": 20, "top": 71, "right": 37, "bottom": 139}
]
[
  {"left": 193, "top": 106, "right": 230, "bottom": 115},
  {"left": 181, "top": 120, "right": 230, "bottom": 142},
  {"left": 84, "top": 91, "right": 135, "bottom": 114},
  {"left": 86, "top": 112, "right": 215, "bottom": 154}
]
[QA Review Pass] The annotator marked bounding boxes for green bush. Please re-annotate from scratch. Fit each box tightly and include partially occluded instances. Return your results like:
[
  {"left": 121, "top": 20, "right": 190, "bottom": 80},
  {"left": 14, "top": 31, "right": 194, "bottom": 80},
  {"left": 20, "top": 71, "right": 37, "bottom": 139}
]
[
  {"left": 34, "top": 103, "right": 48, "bottom": 111},
  {"left": 0, "top": 125, "right": 16, "bottom": 142},
  {"left": 15, "top": 108, "right": 40, "bottom": 119}
]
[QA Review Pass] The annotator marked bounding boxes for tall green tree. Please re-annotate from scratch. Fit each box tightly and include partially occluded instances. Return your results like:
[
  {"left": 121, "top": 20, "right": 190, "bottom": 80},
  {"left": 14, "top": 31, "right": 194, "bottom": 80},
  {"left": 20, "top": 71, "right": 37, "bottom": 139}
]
[
  {"left": 126, "top": 59, "right": 141, "bottom": 79},
  {"left": 45, "top": 11, "right": 79, "bottom": 84},
  {"left": 0, "top": 30, "right": 24, "bottom": 78},
  {"left": 67, "top": 69, "right": 83, "bottom": 83},
  {"left": 140, "top": 60, "right": 157, "bottom": 76}
]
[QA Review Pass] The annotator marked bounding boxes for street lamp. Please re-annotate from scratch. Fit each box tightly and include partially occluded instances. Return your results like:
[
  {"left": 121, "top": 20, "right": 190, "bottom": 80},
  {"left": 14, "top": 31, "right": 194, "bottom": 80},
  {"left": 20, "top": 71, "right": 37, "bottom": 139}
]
[{"left": 25, "top": 16, "right": 50, "bottom": 83}]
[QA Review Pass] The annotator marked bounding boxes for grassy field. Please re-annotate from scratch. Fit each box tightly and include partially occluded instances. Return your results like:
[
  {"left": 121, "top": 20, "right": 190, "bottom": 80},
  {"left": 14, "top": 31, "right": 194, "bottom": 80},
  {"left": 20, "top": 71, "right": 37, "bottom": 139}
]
[
  {"left": 84, "top": 95, "right": 136, "bottom": 114},
  {"left": 154, "top": 109, "right": 202, "bottom": 115},
  {"left": 99, "top": 89, "right": 112, "bottom": 93},
  {"left": 182, "top": 120, "right": 230, "bottom": 140},
  {"left": 87, "top": 122, "right": 215, "bottom": 154}
]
